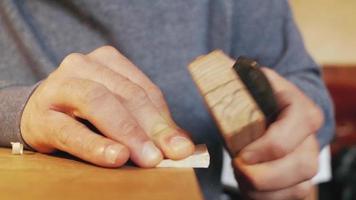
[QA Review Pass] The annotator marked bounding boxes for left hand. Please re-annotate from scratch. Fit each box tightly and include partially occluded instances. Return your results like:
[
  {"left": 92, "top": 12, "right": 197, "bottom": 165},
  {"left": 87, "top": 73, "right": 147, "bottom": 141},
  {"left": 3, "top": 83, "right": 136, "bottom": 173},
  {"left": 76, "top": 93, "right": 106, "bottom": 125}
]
[{"left": 233, "top": 68, "right": 324, "bottom": 200}]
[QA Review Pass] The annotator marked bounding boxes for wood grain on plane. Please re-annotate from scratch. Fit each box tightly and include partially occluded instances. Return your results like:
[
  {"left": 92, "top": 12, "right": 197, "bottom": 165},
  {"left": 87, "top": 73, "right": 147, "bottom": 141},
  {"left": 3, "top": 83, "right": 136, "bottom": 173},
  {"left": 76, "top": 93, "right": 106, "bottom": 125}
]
[{"left": 188, "top": 50, "right": 266, "bottom": 155}]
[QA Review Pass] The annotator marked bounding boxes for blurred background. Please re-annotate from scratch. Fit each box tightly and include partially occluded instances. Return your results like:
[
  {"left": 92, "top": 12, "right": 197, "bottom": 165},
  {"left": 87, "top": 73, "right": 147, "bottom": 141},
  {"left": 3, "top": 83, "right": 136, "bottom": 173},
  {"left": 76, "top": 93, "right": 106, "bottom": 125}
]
[{"left": 291, "top": 0, "right": 356, "bottom": 199}]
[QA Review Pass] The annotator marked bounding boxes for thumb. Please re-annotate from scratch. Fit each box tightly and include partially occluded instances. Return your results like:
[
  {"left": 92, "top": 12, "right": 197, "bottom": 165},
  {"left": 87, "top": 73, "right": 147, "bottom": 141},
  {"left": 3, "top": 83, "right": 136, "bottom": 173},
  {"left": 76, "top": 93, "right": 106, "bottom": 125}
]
[{"left": 49, "top": 111, "right": 130, "bottom": 167}]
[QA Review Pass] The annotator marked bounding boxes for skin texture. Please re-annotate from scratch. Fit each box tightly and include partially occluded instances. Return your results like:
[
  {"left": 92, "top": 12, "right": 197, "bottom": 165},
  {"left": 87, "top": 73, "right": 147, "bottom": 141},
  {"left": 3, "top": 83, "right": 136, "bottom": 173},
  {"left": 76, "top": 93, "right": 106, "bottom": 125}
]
[
  {"left": 21, "top": 46, "right": 195, "bottom": 168},
  {"left": 234, "top": 68, "right": 323, "bottom": 200},
  {"left": 21, "top": 46, "right": 323, "bottom": 199}
]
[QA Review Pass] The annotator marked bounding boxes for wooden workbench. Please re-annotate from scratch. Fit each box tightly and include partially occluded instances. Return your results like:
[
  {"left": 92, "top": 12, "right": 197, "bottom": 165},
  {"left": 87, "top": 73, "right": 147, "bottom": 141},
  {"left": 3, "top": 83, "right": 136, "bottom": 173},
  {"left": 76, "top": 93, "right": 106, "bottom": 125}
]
[{"left": 0, "top": 148, "right": 203, "bottom": 200}]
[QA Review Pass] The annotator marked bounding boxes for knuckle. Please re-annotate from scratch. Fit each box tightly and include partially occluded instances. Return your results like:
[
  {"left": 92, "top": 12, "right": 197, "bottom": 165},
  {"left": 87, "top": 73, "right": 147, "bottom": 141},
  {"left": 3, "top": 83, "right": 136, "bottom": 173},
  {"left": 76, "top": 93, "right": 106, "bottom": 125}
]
[
  {"left": 118, "top": 120, "right": 140, "bottom": 136},
  {"left": 268, "top": 139, "right": 291, "bottom": 158},
  {"left": 298, "top": 154, "right": 319, "bottom": 179},
  {"left": 110, "top": 77, "right": 129, "bottom": 93},
  {"left": 60, "top": 53, "right": 85, "bottom": 70},
  {"left": 124, "top": 84, "right": 149, "bottom": 108},
  {"left": 233, "top": 160, "right": 270, "bottom": 193},
  {"left": 96, "top": 45, "right": 119, "bottom": 55},
  {"left": 60, "top": 78, "right": 76, "bottom": 91},
  {"left": 291, "top": 182, "right": 312, "bottom": 200},
  {"left": 84, "top": 84, "right": 112, "bottom": 105},
  {"left": 80, "top": 83, "right": 118, "bottom": 115},
  {"left": 146, "top": 85, "right": 167, "bottom": 107},
  {"left": 306, "top": 163, "right": 319, "bottom": 180},
  {"left": 85, "top": 137, "right": 106, "bottom": 156},
  {"left": 310, "top": 157, "right": 319, "bottom": 177},
  {"left": 250, "top": 178, "right": 267, "bottom": 191},
  {"left": 147, "top": 85, "right": 164, "bottom": 99},
  {"left": 246, "top": 173, "right": 268, "bottom": 191},
  {"left": 306, "top": 106, "right": 324, "bottom": 132},
  {"left": 36, "top": 79, "right": 59, "bottom": 100},
  {"left": 55, "top": 123, "right": 74, "bottom": 148}
]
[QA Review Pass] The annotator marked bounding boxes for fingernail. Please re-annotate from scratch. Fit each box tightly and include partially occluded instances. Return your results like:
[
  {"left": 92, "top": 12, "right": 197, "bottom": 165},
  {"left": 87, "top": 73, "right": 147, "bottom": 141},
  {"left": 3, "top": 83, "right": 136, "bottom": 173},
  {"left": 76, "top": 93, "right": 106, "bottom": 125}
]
[
  {"left": 170, "top": 136, "right": 192, "bottom": 153},
  {"left": 142, "top": 141, "right": 162, "bottom": 163},
  {"left": 105, "top": 144, "right": 123, "bottom": 164},
  {"left": 241, "top": 151, "right": 259, "bottom": 164}
]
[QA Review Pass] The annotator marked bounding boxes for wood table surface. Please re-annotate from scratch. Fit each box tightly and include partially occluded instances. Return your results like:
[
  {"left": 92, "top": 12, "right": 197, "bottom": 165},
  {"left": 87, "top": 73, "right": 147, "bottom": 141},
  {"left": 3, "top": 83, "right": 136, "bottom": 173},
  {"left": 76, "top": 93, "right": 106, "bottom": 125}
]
[{"left": 0, "top": 148, "right": 203, "bottom": 200}]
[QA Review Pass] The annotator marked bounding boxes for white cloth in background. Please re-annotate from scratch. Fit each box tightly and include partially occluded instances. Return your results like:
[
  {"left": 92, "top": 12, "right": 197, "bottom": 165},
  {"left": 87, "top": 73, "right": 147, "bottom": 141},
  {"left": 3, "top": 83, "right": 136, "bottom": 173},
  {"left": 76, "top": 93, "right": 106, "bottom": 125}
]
[{"left": 221, "top": 146, "right": 332, "bottom": 188}]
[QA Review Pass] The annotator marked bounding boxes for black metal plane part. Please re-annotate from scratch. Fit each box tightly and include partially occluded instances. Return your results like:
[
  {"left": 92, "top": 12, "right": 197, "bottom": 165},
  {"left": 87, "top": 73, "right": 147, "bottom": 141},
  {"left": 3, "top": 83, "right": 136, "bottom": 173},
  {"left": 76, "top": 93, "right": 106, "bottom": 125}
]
[{"left": 233, "top": 56, "right": 279, "bottom": 124}]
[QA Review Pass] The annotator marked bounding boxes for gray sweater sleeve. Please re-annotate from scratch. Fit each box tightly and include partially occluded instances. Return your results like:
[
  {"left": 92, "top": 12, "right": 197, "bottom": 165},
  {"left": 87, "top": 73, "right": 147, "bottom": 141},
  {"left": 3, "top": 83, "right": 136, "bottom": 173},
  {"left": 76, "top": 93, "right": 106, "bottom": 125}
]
[
  {"left": 0, "top": 85, "right": 37, "bottom": 148},
  {"left": 230, "top": 0, "right": 335, "bottom": 148}
]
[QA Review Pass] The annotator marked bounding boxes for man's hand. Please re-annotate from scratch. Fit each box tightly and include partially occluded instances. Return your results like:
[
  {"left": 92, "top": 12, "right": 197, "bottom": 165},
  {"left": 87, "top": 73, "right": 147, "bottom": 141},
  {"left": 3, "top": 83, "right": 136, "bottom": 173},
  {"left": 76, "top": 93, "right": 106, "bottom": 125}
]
[
  {"left": 233, "top": 68, "right": 323, "bottom": 200},
  {"left": 20, "top": 46, "right": 195, "bottom": 168}
]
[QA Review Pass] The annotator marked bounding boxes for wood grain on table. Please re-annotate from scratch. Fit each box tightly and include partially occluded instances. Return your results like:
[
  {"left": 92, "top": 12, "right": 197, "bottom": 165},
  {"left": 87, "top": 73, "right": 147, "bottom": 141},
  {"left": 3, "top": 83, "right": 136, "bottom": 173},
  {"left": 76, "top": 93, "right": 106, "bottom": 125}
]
[{"left": 0, "top": 148, "right": 203, "bottom": 200}]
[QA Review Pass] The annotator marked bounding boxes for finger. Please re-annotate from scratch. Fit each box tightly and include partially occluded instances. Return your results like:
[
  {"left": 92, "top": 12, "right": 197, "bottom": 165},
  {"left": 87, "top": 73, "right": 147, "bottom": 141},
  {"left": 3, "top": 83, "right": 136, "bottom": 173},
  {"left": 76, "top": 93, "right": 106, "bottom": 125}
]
[
  {"left": 87, "top": 46, "right": 171, "bottom": 118},
  {"left": 240, "top": 91, "right": 311, "bottom": 163},
  {"left": 59, "top": 53, "right": 194, "bottom": 159},
  {"left": 84, "top": 54, "right": 194, "bottom": 159},
  {"left": 240, "top": 70, "right": 323, "bottom": 164},
  {"left": 87, "top": 48, "right": 195, "bottom": 159},
  {"left": 48, "top": 111, "right": 130, "bottom": 167},
  {"left": 234, "top": 135, "right": 319, "bottom": 191},
  {"left": 245, "top": 181, "right": 313, "bottom": 200},
  {"left": 48, "top": 78, "right": 163, "bottom": 167}
]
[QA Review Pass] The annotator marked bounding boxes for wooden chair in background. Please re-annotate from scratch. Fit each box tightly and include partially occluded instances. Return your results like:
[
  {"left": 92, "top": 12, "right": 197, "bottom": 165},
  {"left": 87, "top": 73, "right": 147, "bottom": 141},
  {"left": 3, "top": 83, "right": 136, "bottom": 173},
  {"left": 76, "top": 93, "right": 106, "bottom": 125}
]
[{"left": 323, "top": 66, "right": 356, "bottom": 156}]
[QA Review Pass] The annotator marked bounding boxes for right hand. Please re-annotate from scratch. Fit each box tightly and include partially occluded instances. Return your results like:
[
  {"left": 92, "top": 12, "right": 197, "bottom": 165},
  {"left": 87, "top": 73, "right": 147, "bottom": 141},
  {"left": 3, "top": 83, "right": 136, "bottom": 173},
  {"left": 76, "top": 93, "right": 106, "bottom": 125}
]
[{"left": 20, "top": 46, "right": 195, "bottom": 168}]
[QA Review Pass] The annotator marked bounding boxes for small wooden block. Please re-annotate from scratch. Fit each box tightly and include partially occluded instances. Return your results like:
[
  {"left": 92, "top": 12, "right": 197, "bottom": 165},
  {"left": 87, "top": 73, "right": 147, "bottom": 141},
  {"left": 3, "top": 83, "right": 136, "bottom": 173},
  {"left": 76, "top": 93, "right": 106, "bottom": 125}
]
[
  {"left": 10, "top": 142, "right": 23, "bottom": 155},
  {"left": 188, "top": 50, "right": 266, "bottom": 155},
  {"left": 157, "top": 144, "right": 209, "bottom": 168}
]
